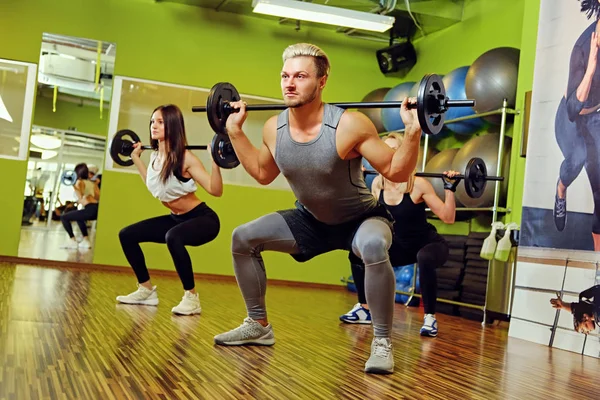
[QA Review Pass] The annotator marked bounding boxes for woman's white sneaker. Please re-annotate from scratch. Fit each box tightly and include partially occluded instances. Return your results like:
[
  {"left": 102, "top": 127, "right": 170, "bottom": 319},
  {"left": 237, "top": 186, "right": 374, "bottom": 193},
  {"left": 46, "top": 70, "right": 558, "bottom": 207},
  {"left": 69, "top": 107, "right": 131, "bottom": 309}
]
[
  {"left": 116, "top": 284, "right": 159, "bottom": 306},
  {"left": 171, "top": 291, "right": 202, "bottom": 315}
]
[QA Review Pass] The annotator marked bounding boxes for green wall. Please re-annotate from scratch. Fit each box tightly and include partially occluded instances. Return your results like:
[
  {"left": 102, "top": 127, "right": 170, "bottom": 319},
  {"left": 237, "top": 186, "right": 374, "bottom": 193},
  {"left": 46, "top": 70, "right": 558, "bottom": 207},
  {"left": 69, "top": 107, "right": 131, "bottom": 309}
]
[
  {"left": 505, "top": 0, "right": 541, "bottom": 226},
  {"left": 0, "top": 0, "right": 536, "bottom": 284},
  {"left": 33, "top": 96, "right": 109, "bottom": 136}
]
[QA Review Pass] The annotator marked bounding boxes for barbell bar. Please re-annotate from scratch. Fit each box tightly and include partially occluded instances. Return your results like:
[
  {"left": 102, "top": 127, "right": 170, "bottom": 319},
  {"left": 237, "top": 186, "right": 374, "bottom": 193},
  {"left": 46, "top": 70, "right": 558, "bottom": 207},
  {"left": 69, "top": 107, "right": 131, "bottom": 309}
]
[
  {"left": 108, "top": 129, "right": 240, "bottom": 169},
  {"left": 364, "top": 157, "right": 504, "bottom": 199},
  {"left": 191, "top": 74, "right": 476, "bottom": 136}
]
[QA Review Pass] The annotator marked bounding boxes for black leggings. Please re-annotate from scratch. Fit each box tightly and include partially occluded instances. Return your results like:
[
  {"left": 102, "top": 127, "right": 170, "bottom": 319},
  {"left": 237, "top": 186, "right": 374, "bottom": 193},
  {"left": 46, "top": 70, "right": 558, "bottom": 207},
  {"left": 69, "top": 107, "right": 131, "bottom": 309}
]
[
  {"left": 350, "top": 239, "right": 448, "bottom": 315},
  {"left": 61, "top": 203, "right": 98, "bottom": 238},
  {"left": 118, "top": 203, "right": 220, "bottom": 290}
]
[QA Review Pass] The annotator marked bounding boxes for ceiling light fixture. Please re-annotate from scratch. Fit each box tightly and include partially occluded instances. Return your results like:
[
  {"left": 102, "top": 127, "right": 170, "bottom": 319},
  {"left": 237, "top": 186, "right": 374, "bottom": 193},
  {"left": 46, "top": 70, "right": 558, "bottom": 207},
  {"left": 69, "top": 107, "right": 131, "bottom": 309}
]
[
  {"left": 252, "top": 0, "right": 395, "bottom": 33},
  {"left": 30, "top": 133, "right": 62, "bottom": 150}
]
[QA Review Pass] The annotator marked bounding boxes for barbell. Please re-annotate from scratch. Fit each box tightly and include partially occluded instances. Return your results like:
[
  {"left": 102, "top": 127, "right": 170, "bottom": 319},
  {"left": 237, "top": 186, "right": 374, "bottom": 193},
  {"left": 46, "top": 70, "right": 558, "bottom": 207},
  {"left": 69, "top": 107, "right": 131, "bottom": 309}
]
[
  {"left": 191, "top": 74, "right": 475, "bottom": 136},
  {"left": 365, "top": 157, "right": 504, "bottom": 199},
  {"left": 108, "top": 129, "right": 240, "bottom": 169}
]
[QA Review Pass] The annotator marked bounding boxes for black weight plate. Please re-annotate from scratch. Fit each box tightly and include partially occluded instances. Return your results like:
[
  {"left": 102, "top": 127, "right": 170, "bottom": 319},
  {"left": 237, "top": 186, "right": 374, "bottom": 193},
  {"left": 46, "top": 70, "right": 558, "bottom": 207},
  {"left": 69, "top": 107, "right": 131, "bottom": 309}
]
[
  {"left": 109, "top": 129, "right": 140, "bottom": 167},
  {"left": 464, "top": 157, "right": 487, "bottom": 199},
  {"left": 416, "top": 74, "right": 446, "bottom": 135},
  {"left": 211, "top": 133, "right": 240, "bottom": 169},
  {"left": 207, "top": 82, "right": 240, "bottom": 135},
  {"left": 61, "top": 170, "right": 77, "bottom": 186}
]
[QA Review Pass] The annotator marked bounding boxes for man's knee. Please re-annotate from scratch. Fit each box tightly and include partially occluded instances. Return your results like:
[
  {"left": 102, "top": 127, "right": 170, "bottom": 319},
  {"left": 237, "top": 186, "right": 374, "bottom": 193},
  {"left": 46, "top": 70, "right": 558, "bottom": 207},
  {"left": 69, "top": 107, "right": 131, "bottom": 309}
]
[
  {"left": 359, "top": 236, "right": 391, "bottom": 265},
  {"left": 232, "top": 223, "right": 255, "bottom": 254}
]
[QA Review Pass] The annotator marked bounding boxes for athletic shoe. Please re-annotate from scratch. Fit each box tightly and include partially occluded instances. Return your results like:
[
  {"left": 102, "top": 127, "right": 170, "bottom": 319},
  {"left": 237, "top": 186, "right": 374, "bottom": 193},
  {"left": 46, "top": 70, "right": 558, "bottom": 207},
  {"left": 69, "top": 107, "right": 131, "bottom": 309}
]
[
  {"left": 364, "top": 337, "right": 394, "bottom": 374},
  {"left": 554, "top": 179, "right": 567, "bottom": 231},
  {"left": 116, "top": 284, "right": 159, "bottom": 306},
  {"left": 339, "top": 303, "right": 372, "bottom": 324},
  {"left": 171, "top": 291, "right": 201, "bottom": 315},
  {"left": 420, "top": 314, "right": 438, "bottom": 337},
  {"left": 214, "top": 317, "right": 275, "bottom": 346}
]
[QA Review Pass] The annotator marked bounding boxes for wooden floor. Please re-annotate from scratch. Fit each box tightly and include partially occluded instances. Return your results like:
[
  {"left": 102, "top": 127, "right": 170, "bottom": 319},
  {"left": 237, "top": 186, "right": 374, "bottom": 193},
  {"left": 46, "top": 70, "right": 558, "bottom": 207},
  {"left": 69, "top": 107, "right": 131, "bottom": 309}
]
[
  {"left": 0, "top": 261, "right": 598, "bottom": 400},
  {"left": 18, "top": 220, "right": 95, "bottom": 264}
]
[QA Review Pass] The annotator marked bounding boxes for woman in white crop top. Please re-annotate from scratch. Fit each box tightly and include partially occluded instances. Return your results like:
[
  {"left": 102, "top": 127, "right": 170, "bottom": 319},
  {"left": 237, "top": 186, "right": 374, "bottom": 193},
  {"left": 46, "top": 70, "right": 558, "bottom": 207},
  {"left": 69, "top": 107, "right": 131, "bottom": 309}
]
[
  {"left": 60, "top": 163, "right": 100, "bottom": 250},
  {"left": 116, "top": 104, "right": 223, "bottom": 316}
]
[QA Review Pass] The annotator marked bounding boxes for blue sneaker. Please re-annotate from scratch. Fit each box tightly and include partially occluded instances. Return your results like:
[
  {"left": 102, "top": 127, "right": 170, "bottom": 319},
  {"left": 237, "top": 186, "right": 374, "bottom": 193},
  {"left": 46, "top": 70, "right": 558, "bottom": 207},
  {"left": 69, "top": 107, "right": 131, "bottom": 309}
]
[
  {"left": 339, "top": 303, "right": 372, "bottom": 324},
  {"left": 420, "top": 314, "right": 438, "bottom": 337}
]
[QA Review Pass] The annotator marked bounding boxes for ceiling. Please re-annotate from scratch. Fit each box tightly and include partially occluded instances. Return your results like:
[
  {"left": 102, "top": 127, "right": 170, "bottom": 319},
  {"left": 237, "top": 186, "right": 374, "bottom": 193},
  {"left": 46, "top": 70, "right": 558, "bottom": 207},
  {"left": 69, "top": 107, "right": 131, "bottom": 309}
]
[
  {"left": 37, "top": 33, "right": 116, "bottom": 106},
  {"left": 157, "top": 0, "right": 466, "bottom": 43}
]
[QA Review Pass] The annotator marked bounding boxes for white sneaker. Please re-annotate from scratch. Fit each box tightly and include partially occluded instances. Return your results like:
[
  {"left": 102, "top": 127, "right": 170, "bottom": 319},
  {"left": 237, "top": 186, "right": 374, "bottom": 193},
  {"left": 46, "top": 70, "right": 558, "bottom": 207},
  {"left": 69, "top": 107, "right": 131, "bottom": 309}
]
[
  {"left": 116, "top": 284, "right": 159, "bottom": 306},
  {"left": 78, "top": 238, "right": 92, "bottom": 249},
  {"left": 60, "top": 238, "right": 79, "bottom": 249},
  {"left": 171, "top": 291, "right": 201, "bottom": 315},
  {"left": 364, "top": 337, "right": 394, "bottom": 374}
]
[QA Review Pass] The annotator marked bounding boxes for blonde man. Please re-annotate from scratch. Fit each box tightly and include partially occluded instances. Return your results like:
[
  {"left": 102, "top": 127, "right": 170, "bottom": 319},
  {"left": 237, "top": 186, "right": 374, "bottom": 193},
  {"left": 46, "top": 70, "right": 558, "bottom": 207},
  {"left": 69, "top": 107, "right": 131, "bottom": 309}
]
[{"left": 214, "top": 43, "right": 422, "bottom": 374}]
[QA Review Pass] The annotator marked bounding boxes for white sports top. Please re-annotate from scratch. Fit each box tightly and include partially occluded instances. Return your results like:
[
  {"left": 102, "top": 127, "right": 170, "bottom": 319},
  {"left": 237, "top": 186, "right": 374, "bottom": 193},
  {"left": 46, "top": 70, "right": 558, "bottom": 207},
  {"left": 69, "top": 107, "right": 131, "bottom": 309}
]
[{"left": 146, "top": 152, "right": 197, "bottom": 202}]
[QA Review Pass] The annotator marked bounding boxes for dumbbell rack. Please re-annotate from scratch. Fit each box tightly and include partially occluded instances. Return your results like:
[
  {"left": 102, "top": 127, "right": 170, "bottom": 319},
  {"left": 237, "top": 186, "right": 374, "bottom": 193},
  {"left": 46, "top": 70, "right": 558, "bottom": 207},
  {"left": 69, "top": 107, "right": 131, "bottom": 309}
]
[{"left": 345, "top": 99, "right": 521, "bottom": 322}]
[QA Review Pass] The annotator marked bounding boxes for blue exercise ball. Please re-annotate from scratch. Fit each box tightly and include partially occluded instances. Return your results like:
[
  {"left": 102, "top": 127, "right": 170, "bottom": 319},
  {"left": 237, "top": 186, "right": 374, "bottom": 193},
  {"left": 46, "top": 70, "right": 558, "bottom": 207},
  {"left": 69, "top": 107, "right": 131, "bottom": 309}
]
[
  {"left": 443, "top": 66, "right": 485, "bottom": 135},
  {"left": 347, "top": 275, "right": 357, "bottom": 293},
  {"left": 381, "top": 81, "right": 416, "bottom": 132},
  {"left": 398, "top": 264, "right": 415, "bottom": 285},
  {"left": 395, "top": 281, "right": 409, "bottom": 304}
]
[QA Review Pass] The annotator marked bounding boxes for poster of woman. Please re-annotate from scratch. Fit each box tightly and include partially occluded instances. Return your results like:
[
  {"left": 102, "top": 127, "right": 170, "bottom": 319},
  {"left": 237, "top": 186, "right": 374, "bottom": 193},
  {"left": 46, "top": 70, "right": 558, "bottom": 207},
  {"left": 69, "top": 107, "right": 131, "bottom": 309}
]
[{"left": 521, "top": 0, "right": 600, "bottom": 254}]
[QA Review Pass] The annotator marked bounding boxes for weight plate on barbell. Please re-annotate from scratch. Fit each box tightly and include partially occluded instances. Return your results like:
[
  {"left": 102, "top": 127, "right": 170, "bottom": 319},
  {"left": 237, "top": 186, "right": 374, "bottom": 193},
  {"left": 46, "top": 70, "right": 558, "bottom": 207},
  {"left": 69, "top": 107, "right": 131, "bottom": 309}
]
[
  {"left": 416, "top": 74, "right": 446, "bottom": 136},
  {"left": 109, "top": 129, "right": 141, "bottom": 167},
  {"left": 211, "top": 133, "right": 240, "bottom": 169},
  {"left": 61, "top": 170, "right": 77, "bottom": 186},
  {"left": 207, "top": 82, "right": 240, "bottom": 135},
  {"left": 464, "top": 157, "right": 487, "bottom": 199}
]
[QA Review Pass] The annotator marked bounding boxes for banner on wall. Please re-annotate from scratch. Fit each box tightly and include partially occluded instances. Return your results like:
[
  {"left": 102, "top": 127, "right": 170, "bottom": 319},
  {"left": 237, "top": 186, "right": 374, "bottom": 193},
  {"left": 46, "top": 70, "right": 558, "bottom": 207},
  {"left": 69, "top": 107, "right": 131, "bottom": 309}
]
[{"left": 521, "top": 0, "right": 600, "bottom": 255}]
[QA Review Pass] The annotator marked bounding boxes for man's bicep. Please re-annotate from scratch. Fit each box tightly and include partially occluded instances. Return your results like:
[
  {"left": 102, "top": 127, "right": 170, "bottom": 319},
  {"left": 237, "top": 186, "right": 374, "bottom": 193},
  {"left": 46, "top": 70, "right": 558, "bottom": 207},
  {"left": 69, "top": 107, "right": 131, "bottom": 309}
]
[{"left": 355, "top": 134, "right": 394, "bottom": 176}]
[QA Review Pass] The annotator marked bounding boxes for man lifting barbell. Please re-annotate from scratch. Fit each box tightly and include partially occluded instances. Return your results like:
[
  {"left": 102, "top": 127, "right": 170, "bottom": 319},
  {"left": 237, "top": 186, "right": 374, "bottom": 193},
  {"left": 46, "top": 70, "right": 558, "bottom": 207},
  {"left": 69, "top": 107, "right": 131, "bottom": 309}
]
[
  {"left": 209, "top": 42, "right": 423, "bottom": 375},
  {"left": 113, "top": 104, "right": 223, "bottom": 317}
]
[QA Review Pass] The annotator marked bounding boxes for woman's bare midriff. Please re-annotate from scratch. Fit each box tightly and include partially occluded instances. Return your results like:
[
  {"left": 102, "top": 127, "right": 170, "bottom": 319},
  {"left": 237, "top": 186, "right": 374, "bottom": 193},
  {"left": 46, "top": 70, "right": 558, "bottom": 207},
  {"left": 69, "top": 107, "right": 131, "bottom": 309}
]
[
  {"left": 162, "top": 192, "right": 203, "bottom": 215},
  {"left": 79, "top": 196, "right": 98, "bottom": 207}
]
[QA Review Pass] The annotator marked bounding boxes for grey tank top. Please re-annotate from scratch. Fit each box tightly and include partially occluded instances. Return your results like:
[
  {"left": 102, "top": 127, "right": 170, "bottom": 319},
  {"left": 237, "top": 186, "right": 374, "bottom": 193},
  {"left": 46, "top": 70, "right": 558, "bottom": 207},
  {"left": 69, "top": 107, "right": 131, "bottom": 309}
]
[{"left": 274, "top": 104, "right": 378, "bottom": 225}]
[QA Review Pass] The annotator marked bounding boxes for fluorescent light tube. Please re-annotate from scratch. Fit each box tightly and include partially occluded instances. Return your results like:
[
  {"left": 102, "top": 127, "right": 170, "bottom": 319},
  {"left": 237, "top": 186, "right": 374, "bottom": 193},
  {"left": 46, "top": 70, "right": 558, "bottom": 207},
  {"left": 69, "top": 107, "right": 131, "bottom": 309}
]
[{"left": 252, "top": 0, "right": 395, "bottom": 33}]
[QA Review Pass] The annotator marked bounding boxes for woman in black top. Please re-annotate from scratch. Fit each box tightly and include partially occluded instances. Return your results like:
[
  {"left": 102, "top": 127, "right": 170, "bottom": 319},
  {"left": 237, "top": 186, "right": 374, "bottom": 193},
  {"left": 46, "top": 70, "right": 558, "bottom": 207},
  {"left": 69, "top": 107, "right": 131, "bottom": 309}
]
[{"left": 340, "top": 133, "right": 459, "bottom": 337}]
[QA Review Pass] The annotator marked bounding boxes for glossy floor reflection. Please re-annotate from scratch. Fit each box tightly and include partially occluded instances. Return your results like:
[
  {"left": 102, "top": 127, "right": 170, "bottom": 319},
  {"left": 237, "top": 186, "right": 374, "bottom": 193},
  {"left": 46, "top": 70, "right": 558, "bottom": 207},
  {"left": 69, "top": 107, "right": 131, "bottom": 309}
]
[
  {"left": 0, "top": 262, "right": 598, "bottom": 399},
  {"left": 18, "top": 220, "right": 95, "bottom": 263}
]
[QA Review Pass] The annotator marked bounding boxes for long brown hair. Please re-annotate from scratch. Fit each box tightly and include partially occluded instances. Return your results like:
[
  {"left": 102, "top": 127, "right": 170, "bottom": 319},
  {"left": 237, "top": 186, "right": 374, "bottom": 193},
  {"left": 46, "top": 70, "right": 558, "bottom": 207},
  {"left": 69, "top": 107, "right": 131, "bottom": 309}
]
[{"left": 150, "top": 104, "right": 188, "bottom": 183}]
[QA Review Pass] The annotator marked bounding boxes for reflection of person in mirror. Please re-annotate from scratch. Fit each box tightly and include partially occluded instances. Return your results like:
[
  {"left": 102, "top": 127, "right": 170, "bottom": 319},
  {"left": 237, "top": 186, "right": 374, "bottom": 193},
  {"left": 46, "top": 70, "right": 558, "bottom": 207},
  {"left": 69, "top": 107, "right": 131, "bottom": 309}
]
[
  {"left": 88, "top": 165, "right": 102, "bottom": 190},
  {"left": 553, "top": 1, "right": 600, "bottom": 251},
  {"left": 60, "top": 163, "right": 99, "bottom": 250},
  {"left": 550, "top": 285, "right": 600, "bottom": 334},
  {"left": 28, "top": 168, "right": 50, "bottom": 220}
]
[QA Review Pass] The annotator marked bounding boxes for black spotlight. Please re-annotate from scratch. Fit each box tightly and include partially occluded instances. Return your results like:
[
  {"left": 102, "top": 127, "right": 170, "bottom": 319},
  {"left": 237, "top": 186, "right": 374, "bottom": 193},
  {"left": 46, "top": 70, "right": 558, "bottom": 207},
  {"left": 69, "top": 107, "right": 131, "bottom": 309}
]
[{"left": 376, "top": 41, "right": 417, "bottom": 76}]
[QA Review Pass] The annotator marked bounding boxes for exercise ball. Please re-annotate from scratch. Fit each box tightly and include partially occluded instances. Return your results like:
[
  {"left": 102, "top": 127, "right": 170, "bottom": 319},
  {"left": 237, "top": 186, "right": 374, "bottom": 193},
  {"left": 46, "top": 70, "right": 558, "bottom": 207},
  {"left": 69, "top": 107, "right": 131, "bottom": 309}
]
[
  {"left": 465, "top": 47, "right": 520, "bottom": 124},
  {"left": 398, "top": 264, "right": 415, "bottom": 285},
  {"left": 423, "top": 148, "right": 462, "bottom": 206},
  {"left": 451, "top": 132, "right": 512, "bottom": 208},
  {"left": 395, "top": 281, "right": 411, "bottom": 304},
  {"left": 443, "top": 66, "right": 485, "bottom": 135},
  {"left": 381, "top": 81, "right": 416, "bottom": 132},
  {"left": 358, "top": 88, "right": 391, "bottom": 133},
  {"left": 347, "top": 275, "right": 357, "bottom": 293}
]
